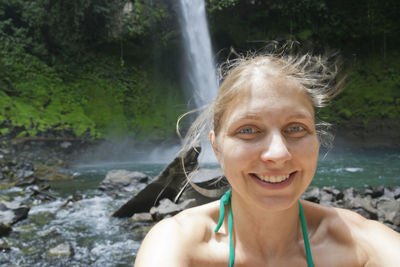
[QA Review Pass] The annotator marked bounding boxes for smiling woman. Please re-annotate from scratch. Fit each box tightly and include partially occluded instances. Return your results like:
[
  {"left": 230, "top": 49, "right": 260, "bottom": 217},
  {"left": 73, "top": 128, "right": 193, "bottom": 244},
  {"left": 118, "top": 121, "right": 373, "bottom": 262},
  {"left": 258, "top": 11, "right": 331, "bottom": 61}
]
[{"left": 134, "top": 51, "right": 400, "bottom": 267}]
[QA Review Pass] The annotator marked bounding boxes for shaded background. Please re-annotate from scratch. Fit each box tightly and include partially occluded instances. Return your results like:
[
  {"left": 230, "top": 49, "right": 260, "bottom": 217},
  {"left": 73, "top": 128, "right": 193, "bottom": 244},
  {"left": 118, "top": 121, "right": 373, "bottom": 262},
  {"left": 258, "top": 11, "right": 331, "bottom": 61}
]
[{"left": 0, "top": 0, "right": 399, "bottom": 147}]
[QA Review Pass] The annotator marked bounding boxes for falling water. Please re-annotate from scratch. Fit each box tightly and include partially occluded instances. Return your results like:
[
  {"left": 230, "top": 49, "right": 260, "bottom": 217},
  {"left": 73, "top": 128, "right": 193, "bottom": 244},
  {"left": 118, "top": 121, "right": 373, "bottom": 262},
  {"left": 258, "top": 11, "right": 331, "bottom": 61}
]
[
  {"left": 178, "top": 0, "right": 218, "bottom": 108},
  {"left": 178, "top": 0, "right": 219, "bottom": 163}
]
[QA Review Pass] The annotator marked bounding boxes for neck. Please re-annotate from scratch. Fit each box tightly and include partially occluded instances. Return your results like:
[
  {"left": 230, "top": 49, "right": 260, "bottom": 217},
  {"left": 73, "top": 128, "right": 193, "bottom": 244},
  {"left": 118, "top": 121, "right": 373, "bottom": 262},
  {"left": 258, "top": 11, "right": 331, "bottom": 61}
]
[{"left": 230, "top": 191, "right": 302, "bottom": 260}]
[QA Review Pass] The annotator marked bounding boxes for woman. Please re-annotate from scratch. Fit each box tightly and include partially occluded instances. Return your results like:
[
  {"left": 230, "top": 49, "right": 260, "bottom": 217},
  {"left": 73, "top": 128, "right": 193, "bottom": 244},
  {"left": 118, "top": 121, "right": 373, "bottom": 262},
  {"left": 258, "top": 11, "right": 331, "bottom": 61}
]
[{"left": 135, "top": 53, "right": 400, "bottom": 266}]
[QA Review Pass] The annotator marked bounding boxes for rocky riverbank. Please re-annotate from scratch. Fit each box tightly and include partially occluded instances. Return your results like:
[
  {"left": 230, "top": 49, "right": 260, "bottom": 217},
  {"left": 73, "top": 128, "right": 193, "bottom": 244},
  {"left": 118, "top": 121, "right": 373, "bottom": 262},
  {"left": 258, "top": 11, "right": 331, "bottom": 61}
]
[
  {"left": 1, "top": 134, "right": 399, "bottom": 240},
  {"left": 98, "top": 168, "right": 400, "bottom": 233}
]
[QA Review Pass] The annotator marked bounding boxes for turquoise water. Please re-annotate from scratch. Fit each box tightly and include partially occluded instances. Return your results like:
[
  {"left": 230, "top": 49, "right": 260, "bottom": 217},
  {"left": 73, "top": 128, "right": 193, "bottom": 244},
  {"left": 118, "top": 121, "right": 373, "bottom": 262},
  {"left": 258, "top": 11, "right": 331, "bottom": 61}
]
[
  {"left": 61, "top": 146, "right": 400, "bottom": 191},
  {"left": 2, "top": 147, "right": 399, "bottom": 266},
  {"left": 314, "top": 147, "right": 400, "bottom": 189}
]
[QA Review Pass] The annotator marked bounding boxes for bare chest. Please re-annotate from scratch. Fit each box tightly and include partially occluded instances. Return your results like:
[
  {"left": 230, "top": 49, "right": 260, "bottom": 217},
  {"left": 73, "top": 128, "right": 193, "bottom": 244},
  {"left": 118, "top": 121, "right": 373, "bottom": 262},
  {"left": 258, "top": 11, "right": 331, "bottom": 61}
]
[{"left": 189, "top": 239, "right": 366, "bottom": 267}]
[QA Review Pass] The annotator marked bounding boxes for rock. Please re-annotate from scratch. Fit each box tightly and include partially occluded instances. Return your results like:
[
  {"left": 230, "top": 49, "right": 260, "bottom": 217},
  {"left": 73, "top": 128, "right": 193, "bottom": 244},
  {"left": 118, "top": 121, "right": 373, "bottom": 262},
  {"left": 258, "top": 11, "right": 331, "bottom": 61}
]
[
  {"left": 150, "top": 198, "right": 196, "bottom": 221},
  {"left": 181, "top": 168, "right": 229, "bottom": 205},
  {"left": 368, "top": 185, "right": 385, "bottom": 198},
  {"left": 22, "top": 161, "right": 34, "bottom": 171},
  {"left": 35, "top": 165, "right": 72, "bottom": 181},
  {"left": 131, "top": 213, "right": 153, "bottom": 222},
  {"left": 60, "top": 141, "right": 72, "bottom": 149},
  {"left": 344, "top": 196, "right": 378, "bottom": 220},
  {"left": 363, "top": 188, "right": 373, "bottom": 196},
  {"left": 0, "top": 201, "right": 30, "bottom": 226},
  {"left": 376, "top": 198, "right": 400, "bottom": 225},
  {"left": 30, "top": 186, "right": 56, "bottom": 201},
  {"left": 113, "top": 146, "right": 200, "bottom": 218},
  {"left": 322, "top": 186, "right": 344, "bottom": 200},
  {"left": 393, "top": 187, "right": 400, "bottom": 199},
  {"left": 72, "top": 193, "right": 83, "bottom": 201},
  {"left": 0, "top": 239, "right": 11, "bottom": 252},
  {"left": 15, "top": 177, "right": 36, "bottom": 187},
  {"left": 320, "top": 191, "right": 333, "bottom": 206},
  {"left": 0, "top": 222, "right": 12, "bottom": 237},
  {"left": 99, "top": 170, "right": 151, "bottom": 192},
  {"left": 16, "top": 170, "right": 34, "bottom": 180},
  {"left": 0, "top": 210, "right": 14, "bottom": 225},
  {"left": 301, "top": 187, "right": 320, "bottom": 203},
  {"left": 48, "top": 243, "right": 74, "bottom": 257},
  {"left": 0, "top": 149, "right": 10, "bottom": 155},
  {"left": 383, "top": 188, "right": 395, "bottom": 199},
  {"left": 37, "top": 226, "right": 59, "bottom": 238},
  {"left": 343, "top": 188, "right": 355, "bottom": 200},
  {"left": 60, "top": 194, "right": 83, "bottom": 209}
]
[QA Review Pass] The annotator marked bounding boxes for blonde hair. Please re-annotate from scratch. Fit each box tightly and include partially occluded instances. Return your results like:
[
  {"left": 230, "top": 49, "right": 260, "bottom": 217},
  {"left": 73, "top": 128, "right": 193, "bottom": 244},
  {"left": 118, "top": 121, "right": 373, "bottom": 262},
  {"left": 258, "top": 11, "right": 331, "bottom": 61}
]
[{"left": 176, "top": 46, "right": 343, "bottom": 196}]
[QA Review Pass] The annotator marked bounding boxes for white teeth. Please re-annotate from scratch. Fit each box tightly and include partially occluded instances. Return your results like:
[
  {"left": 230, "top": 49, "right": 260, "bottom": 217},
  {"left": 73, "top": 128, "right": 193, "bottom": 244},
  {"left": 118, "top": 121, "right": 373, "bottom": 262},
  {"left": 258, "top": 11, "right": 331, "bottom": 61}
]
[{"left": 255, "top": 174, "right": 290, "bottom": 183}]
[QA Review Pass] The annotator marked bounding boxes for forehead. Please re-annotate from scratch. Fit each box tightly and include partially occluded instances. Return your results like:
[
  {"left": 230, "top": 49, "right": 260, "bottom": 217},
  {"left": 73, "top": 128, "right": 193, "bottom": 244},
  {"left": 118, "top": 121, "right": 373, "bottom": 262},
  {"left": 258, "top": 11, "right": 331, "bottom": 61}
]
[{"left": 222, "top": 73, "right": 314, "bottom": 125}]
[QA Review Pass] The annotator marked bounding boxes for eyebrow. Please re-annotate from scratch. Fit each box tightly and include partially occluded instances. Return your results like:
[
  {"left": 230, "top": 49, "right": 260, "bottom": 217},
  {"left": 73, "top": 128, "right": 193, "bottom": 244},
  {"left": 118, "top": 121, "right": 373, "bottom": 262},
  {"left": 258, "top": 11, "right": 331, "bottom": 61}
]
[{"left": 236, "top": 112, "right": 313, "bottom": 121}]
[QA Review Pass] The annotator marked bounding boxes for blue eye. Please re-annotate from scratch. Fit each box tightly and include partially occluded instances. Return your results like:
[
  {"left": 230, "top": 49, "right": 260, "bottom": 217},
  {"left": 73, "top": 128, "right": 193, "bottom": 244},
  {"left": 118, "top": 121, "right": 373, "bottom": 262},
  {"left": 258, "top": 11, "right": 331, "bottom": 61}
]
[
  {"left": 284, "top": 124, "right": 310, "bottom": 137},
  {"left": 238, "top": 127, "right": 257, "bottom": 134},
  {"left": 287, "top": 125, "right": 304, "bottom": 133}
]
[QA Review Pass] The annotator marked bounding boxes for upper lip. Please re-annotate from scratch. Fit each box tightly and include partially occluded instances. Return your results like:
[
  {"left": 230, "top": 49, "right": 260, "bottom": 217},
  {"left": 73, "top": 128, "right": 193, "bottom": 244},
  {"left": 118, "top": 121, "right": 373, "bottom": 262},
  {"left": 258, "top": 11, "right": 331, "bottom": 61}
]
[{"left": 251, "top": 171, "right": 295, "bottom": 177}]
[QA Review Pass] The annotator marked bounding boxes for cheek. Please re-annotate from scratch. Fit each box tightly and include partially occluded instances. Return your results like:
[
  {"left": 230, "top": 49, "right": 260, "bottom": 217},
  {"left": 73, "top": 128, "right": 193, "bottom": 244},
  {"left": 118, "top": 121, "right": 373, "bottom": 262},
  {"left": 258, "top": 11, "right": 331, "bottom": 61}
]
[
  {"left": 294, "top": 135, "right": 319, "bottom": 168},
  {"left": 217, "top": 139, "right": 253, "bottom": 168}
]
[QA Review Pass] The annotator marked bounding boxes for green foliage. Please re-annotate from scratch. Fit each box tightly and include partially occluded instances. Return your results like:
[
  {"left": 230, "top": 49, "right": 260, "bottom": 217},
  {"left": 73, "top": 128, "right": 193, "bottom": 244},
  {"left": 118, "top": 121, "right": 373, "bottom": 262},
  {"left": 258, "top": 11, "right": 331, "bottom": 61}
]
[
  {"left": 319, "top": 54, "right": 400, "bottom": 124},
  {"left": 208, "top": 0, "right": 400, "bottom": 55},
  {"left": 296, "top": 29, "right": 313, "bottom": 41},
  {"left": 0, "top": 49, "right": 184, "bottom": 141},
  {"left": 207, "top": 0, "right": 238, "bottom": 13},
  {"left": 0, "top": 53, "right": 96, "bottom": 137},
  {"left": 1, "top": 0, "right": 399, "bottom": 142},
  {"left": 124, "top": 0, "right": 167, "bottom": 36}
]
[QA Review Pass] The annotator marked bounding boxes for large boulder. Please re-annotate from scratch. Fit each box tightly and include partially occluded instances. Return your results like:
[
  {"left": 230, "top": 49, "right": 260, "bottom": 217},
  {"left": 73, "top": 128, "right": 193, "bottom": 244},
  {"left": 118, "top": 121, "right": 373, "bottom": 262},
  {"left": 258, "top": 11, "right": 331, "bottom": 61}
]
[
  {"left": 112, "top": 147, "right": 200, "bottom": 218},
  {"left": 99, "top": 170, "right": 151, "bottom": 193}
]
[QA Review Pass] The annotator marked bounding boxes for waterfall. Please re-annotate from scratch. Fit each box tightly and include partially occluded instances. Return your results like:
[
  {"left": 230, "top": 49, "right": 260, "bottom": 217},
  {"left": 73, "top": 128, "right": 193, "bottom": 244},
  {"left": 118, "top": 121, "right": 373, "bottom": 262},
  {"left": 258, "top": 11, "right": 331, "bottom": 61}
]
[
  {"left": 178, "top": 0, "right": 218, "bottom": 109},
  {"left": 178, "top": 0, "right": 219, "bottom": 164}
]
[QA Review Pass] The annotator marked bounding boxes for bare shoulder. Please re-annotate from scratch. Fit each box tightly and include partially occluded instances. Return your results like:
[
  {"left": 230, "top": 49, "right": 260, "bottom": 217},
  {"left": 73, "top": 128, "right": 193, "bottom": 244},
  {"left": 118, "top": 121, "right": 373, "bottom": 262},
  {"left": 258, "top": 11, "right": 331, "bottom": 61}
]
[
  {"left": 134, "top": 201, "right": 219, "bottom": 267},
  {"left": 303, "top": 201, "right": 400, "bottom": 266},
  {"left": 349, "top": 211, "right": 400, "bottom": 266}
]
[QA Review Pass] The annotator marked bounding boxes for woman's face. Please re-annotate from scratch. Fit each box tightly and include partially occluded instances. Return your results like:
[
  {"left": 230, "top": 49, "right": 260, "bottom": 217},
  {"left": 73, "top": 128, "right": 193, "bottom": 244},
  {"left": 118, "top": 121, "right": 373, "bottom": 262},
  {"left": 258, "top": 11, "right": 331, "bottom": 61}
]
[{"left": 211, "top": 73, "right": 319, "bottom": 211}]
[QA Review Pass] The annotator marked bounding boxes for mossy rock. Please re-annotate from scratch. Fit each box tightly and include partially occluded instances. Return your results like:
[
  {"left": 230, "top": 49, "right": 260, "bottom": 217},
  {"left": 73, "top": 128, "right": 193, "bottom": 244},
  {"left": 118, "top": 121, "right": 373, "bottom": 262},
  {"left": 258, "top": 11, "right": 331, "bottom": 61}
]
[{"left": 35, "top": 165, "right": 72, "bottom": 181}]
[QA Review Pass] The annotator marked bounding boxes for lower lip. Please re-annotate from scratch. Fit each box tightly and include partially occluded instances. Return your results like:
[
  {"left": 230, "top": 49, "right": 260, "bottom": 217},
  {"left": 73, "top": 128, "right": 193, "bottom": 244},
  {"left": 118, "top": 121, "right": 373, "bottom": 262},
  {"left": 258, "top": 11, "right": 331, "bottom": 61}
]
[{"left": 251, "top": 172, "right": 296, "bottom": 190}]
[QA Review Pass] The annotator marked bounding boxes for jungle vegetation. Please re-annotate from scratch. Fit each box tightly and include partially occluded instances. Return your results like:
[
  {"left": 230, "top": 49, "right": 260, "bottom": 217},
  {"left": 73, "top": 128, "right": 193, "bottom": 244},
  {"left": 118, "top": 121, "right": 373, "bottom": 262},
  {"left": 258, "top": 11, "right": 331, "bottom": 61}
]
[{"left": 0, "top": 0, "right": 399, "bottom": 142}]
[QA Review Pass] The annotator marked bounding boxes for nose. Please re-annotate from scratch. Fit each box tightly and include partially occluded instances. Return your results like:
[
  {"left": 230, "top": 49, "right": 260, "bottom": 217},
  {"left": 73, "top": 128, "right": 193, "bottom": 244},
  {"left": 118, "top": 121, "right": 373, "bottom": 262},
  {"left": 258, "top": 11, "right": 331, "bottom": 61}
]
[{"left": 260, "top": 130, "right": 292, "bottom": 164}]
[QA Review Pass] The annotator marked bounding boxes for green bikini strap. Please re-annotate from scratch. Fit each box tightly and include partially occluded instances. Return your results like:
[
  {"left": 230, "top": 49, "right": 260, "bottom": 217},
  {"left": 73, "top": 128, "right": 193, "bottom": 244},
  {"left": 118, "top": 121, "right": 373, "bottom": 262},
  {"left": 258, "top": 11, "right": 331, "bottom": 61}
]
[
  {"left": 215, "top": 189, "right": 234, "bottom": 267},
  {"left": 215, "top": 192, "right": 313, "bottom": 267},
  {"left": 298, "top": 200, "right": 314, "bottom": 267}
]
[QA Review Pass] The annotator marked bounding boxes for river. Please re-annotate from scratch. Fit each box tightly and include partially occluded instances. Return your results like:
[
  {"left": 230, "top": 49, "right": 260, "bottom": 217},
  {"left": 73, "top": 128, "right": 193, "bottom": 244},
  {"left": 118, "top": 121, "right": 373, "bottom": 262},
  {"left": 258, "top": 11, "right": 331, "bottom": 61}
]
[{"left": 1, "top": 146, "right": 399, "bottom": 266}]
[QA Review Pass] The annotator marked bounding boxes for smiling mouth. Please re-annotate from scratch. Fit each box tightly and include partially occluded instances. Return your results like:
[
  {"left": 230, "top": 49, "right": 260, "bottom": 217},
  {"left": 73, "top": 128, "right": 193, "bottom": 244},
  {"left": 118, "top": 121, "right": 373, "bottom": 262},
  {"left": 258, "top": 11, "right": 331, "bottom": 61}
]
[{"left": 251, "top": 172, "right": 296, "bottom": 184}]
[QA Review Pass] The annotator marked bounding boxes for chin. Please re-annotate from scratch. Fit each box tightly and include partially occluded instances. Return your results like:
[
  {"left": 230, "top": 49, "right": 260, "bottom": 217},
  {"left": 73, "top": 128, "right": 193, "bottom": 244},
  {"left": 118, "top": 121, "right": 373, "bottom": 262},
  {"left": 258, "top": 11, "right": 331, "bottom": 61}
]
[{"left": 253, "top": 193, "right": 300, "bottom": 212}]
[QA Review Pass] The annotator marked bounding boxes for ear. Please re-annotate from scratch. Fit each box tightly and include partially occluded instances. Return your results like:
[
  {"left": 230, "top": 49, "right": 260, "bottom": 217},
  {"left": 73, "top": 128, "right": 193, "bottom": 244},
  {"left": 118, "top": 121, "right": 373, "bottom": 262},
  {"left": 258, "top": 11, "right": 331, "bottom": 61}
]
[{"left": 210, "top": 130, "right": 221, "bottom": 162}]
